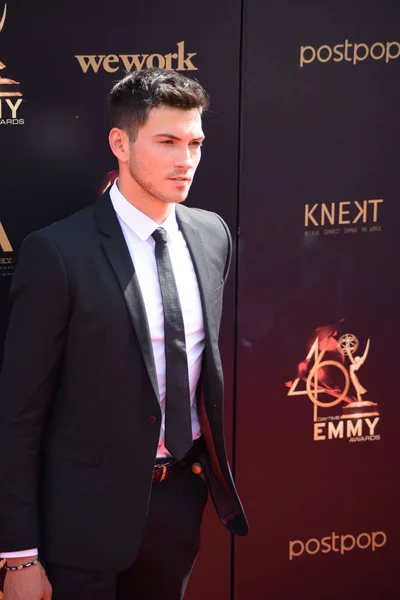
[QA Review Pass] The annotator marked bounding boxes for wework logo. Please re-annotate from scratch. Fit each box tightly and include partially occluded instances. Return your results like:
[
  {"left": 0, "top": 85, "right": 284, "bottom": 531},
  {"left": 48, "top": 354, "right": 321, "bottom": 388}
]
[{"left": 75, "top": 41, "right": 197, "bottom": 74}]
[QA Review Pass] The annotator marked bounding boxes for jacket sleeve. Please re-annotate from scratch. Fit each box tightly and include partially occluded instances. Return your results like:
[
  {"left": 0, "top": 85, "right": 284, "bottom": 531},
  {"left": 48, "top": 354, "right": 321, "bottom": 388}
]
[{"left": 0, "top": 231, "right": 70, "bottom": 551}]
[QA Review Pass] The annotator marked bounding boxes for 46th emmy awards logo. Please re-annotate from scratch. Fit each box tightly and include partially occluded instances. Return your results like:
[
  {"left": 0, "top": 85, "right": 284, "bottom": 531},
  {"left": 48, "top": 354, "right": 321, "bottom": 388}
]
[
  {"left": 285, "top": 324, "right": 380, "bottom": 443},
  {"left": 0, "top": 3, "right": 24, "bottom": 125}
]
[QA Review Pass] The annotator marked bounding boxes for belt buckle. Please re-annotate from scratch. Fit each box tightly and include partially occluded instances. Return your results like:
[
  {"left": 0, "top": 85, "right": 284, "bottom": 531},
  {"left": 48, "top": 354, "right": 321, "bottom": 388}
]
[{"left": 159, "top": 464, "right": 168, "bottom": 482}]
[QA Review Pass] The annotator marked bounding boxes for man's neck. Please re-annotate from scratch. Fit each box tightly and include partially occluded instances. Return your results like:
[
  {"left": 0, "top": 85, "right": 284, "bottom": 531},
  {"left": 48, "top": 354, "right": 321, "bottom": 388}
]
[{"left": 117, "top": 179, "right": 173, "bottom": 225}]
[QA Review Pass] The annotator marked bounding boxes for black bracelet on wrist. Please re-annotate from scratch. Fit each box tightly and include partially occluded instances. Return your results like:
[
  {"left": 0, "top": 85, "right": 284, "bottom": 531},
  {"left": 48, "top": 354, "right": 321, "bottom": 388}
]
[{"left": 5, "top": 558, "right": 40, "bottom": 572}]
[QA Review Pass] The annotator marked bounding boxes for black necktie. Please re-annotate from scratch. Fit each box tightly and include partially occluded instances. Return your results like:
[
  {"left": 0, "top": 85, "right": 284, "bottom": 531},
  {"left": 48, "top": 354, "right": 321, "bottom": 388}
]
[{"left": 152, "top": 227, "right": 192, "bottom": 460}]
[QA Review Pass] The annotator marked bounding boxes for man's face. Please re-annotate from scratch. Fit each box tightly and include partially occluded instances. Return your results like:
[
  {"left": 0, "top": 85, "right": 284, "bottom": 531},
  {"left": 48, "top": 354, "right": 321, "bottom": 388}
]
[{"left": 126, "top": 105, "right": 204, "bottom": 206}]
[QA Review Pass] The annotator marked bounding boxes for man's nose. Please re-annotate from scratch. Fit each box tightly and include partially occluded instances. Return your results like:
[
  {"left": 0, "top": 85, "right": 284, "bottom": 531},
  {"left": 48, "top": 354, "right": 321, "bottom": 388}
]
[{"left": 174, "top": 147, "right": 193, "bottom": 169}]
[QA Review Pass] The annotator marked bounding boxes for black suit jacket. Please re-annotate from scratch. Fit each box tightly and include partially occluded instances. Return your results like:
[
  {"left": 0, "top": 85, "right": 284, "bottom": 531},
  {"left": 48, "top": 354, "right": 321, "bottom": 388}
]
[{"left": 0, "top": 192, "right": 247, "bottom": 570}]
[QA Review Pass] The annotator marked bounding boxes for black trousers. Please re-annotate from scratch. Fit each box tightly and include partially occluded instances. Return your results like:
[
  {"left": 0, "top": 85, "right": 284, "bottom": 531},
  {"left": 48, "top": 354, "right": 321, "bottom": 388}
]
[{"left": 45, "top": 466, "right": 208, "bottom": 600}]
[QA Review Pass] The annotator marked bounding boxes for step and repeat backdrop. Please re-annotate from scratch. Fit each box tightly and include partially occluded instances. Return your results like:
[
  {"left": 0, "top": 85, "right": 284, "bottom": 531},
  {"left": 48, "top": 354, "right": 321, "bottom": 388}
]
[
  {"left": 0, "top": 0, "right": 242, "bottom": 598},
  {"left": 1, "top": 0, "right": 399, "bottom": 598},
  {"left": 235, "top": 0, "right": 399, "bottom": 598}
]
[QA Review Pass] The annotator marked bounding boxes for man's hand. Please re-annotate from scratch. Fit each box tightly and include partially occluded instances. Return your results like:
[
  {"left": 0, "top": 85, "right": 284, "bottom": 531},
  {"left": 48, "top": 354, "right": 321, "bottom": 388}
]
[{"left": 3, "top": 558, "right": 52, "bottom": 600}]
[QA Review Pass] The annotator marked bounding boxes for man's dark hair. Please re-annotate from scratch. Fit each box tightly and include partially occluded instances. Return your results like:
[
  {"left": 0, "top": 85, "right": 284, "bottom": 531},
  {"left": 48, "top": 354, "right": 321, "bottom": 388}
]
[{"left": 108, "top": 68, "right": 209, "bottom": 141}]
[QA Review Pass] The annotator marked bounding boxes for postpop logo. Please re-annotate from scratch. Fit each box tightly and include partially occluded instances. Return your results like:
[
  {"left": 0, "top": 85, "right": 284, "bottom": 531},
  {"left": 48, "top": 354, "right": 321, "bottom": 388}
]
[
  {"left": 289, "top": 531, "right": 387, "bottom": 560},
  {"left": 300, "top": 40, "right": 400, "bottom": 67}
]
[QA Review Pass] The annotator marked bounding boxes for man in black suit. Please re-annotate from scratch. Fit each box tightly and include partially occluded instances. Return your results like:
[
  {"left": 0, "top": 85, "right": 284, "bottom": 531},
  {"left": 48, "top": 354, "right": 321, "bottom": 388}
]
[{"left": 0, "top": 68, "right": 247, "bottom": 600}]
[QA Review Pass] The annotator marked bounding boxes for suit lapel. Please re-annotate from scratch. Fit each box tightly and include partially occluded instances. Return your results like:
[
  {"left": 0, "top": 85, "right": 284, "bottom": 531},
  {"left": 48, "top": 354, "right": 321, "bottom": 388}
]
[
  {"left": 176, "top": 205, "right": 215, "bottom": 344},
  {"left": 94, "top": 195, "right": 216, "bottom": 403},
  {"left": 94, "top": 193, "right": 159, "bottom": 402}
]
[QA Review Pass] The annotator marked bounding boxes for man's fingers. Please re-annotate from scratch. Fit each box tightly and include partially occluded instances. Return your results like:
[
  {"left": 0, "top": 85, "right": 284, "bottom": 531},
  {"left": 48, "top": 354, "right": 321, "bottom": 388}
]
[
  {"left": 40, "top": 568, "right": 52, "bottom": 600},
  {"left": 42, "top": 581, "right": 52, "bottom": 600}
]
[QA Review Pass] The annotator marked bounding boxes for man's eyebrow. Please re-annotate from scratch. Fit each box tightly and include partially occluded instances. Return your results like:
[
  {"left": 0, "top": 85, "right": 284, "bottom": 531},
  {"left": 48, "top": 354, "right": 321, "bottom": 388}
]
[{"left": 153, "top": 133, "right": 205, "bottom": 141}]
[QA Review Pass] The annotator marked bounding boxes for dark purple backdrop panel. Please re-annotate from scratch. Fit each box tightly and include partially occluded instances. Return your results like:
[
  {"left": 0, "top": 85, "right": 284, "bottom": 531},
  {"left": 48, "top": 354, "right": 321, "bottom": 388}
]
[
  {"left": 235, "top": 0, "right": 400, "bottom": 598},
  {"left": 0, "top": 1, "right": 242, "bottom": 598}
]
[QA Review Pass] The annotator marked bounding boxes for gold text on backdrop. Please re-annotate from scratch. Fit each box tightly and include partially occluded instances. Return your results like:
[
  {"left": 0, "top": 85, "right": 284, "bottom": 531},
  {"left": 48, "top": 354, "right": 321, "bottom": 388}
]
[
  {"left": 0, "top": 222, "right": 12, "bottom": 253},
  {"left": 300, "top": 40, "right": 400, "bottom": 67},
  {"left": 304, "top": 199, "right": 383, "bottom": 227},
  {"left": 0, "top": 2, "right": 24, "bottom": 125},
  {"left": 0, "top": 221, "right": 14, "bottom": 276},
  {"left": 286, "top": 325, "right": 381, "bottom": 443},
  {"left": 304, "top": 199, "right": 383, "bottom": 236},
  {"left": 75, "top": 41, "right": 198, "bottom": 74},
  {"left": 289, "top": 531, "right": 387, "bottom": 560}
]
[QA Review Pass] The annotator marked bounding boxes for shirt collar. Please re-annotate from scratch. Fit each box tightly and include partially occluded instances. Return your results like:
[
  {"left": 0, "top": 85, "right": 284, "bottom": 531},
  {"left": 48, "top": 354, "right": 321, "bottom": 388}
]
[{"left": 109, "top": 179, "right": 179, "bottom": 242}]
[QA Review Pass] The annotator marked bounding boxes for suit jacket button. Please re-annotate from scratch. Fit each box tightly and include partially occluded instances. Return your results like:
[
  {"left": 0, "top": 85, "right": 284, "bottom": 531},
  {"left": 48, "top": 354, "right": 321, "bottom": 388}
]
[{"left": 147, "top": 415, "right": 157, "bottom": 423}]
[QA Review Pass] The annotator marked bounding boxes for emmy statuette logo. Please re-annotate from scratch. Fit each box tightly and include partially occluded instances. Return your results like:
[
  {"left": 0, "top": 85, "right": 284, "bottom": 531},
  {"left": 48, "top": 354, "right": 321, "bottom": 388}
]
[
  {"left": 0, "top": 3, "right": 24, "bottom": 125},
  {"left": 286, "top": 324, "right": 381, "bottom": 442}
]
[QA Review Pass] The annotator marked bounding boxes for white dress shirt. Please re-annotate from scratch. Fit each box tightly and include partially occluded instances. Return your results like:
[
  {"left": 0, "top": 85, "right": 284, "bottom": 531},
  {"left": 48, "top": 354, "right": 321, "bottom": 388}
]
[
  {"left": 1, "top": 181, "right": 205, "bottom": 559},
  {"left": 110, "top": 180, "right": 205, "bottom": 457}
]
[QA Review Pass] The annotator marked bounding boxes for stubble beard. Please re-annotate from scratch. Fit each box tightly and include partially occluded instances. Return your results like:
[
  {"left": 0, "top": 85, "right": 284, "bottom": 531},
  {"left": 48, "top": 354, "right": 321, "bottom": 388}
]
[{"left": 128, "top": 157, "right": 189, "bottom": 206}]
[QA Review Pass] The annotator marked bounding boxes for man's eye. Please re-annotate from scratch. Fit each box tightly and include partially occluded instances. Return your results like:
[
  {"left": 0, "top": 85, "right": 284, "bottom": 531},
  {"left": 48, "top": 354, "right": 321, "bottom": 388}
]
[
  {"left": 191, "top": 141, "right": 203, "bottom": 147},
  {"left": 160, "top": 140, "right": 173, "bottom": 144}
]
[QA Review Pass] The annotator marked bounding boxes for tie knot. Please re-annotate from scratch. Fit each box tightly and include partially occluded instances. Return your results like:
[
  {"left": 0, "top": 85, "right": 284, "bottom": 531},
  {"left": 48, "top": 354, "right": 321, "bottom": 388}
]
[{"left": 152, "top": 227, "right": 168, "bottom": 244}]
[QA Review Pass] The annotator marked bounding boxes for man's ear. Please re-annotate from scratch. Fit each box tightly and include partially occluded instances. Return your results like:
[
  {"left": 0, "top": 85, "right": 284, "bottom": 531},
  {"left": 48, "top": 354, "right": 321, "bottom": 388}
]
[{"left": 109, "top": 128, "right": 130, "bottom": 163}]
